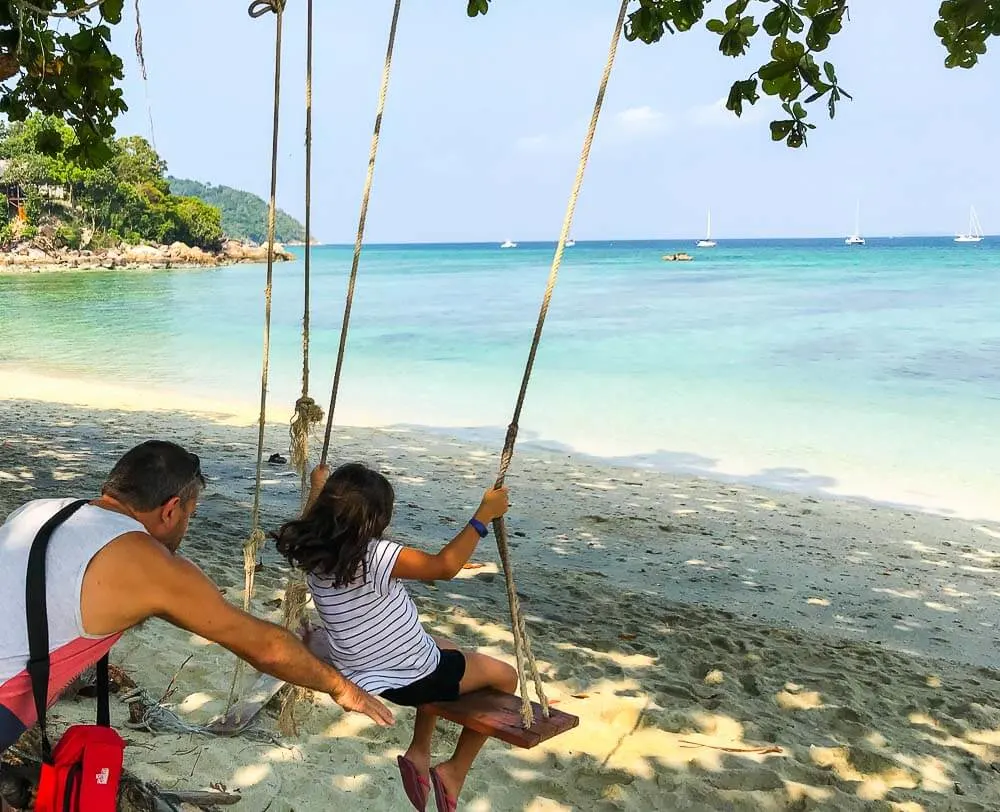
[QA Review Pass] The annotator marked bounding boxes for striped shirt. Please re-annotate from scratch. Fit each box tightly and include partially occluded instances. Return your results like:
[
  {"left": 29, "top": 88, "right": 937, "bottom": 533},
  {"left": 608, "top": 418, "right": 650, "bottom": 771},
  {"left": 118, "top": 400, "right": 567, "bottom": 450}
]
[{"left": 307, "top": 539, "right": 440, "bottom": 694}]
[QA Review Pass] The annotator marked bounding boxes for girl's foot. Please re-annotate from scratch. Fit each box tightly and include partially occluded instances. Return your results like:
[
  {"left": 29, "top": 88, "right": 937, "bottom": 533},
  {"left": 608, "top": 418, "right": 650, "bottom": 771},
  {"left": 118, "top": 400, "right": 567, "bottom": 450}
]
[
  {"left": 429, "top": 763, "right": 461, "bottom": 812},
  {"left": 397, "top": 755, "right": 430, "bottom": 811}
]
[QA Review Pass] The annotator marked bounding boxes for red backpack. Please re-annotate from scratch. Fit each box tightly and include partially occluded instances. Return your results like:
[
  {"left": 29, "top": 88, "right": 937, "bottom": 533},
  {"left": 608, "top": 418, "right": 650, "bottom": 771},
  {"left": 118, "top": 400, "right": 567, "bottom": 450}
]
[{"left": 25, "top": 500, "right": 125, "bottom": 812}]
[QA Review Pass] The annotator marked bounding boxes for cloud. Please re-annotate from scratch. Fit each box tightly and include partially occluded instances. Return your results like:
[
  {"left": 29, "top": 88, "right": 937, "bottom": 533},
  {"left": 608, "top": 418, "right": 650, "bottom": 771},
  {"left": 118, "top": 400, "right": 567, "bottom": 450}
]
[
  {"left": 514, "top": 105, "right": 671, "bottom": 156},
  {"left": 511, "top": 98, "right": 769, "bottom": 158},
  {"left": 613, "top": 105, "right": 671, "bottom": 136},
  {"left": 687, "top": 97, "right": 769, "bottom": 129}
]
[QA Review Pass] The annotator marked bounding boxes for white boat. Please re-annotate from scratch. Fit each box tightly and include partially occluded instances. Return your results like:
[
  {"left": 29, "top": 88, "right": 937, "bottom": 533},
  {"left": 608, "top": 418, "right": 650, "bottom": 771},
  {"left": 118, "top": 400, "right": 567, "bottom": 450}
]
[
  {"left": 565, "top": 238, "right": 576, "bottom": 247},
  {"left": 954, "top": 205, "right": 984, "bottom": 243},
  {"left": 696, "top": 209, "right": 716, "bottom": 248},
  {"left": 845, "top": 200, "right": 865, "bottom": 246},
  {"left": 500, "top": 239, "right": 517, "bottom": 249}
]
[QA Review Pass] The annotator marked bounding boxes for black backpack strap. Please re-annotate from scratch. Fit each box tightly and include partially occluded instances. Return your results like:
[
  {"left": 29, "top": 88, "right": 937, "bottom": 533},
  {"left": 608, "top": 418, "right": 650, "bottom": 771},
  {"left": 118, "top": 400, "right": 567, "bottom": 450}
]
[
  {"left": 95, "top": 654, "right": 111, "bottom": 727},
  {"left": 25, "top": 500, "right": 90, "bottom": 760}
]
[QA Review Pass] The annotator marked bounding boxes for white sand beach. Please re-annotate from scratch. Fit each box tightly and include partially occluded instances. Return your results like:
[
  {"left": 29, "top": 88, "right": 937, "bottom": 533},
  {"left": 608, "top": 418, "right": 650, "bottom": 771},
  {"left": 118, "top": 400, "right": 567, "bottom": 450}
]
[{"left": 2, "top": 371, "right": 999, "bottom": 811}]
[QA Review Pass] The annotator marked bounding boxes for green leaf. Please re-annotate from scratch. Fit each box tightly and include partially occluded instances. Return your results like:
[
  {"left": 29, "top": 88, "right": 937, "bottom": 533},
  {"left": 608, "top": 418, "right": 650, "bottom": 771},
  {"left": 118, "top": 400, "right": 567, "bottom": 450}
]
[
  {"left": 758, "top": 60, "right": 792, "bottom": 81},
  {"left": 466, "top": 0, "right": 489, "bottom": 18},
  {"left": 100, "top": 0, "right": 125, "bottom": 24},
  {"left": 770, "top": 120, "right": 794, "bottom": 141},
  {"left": 34, "top": 126, "right": 64, "bottom": 155},
  {"left": 771, "top": 36, "right": 805, "bottom": 62},
  {"left": 725, "top": 77, "right": 759, "bottom": 116},
  {"left": 706, "top": 18, "right": 726, "bottom": 34},
  {"left": 719, "top": 29, "right": 751, "bottom": 56},
  {"left": 724, "top": 0, "right": 750, "bottom": 19},
  {"left": 69, "top": 29, "right": 95, "bottom": 53},
  {"left": 762, "top": 7, "right": 786, "bottom": 36}
]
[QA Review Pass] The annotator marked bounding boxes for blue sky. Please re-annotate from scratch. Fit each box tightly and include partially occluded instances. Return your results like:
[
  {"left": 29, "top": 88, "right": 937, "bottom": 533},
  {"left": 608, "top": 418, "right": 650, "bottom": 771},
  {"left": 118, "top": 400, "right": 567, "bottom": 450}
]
[{"left": 112, "top": 1, "right": 998, "bottom": 242}]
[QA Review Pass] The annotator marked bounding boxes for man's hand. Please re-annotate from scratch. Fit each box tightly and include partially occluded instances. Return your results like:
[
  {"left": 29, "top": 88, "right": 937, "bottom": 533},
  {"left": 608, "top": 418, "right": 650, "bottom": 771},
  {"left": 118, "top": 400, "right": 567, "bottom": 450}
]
[{"left": 331, "top": 679, "right": 395, "bottom": 727}]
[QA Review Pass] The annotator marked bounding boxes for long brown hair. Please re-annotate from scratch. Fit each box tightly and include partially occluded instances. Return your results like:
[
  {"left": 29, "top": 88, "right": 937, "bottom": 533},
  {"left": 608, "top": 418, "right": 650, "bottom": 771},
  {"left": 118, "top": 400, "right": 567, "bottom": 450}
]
[{"left": 272, "top": 463, "right": 395, "bottom": 587}]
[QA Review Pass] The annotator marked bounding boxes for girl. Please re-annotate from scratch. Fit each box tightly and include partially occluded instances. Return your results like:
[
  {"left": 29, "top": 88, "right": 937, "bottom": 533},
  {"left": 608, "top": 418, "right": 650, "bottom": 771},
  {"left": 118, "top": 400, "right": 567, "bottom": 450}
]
[{"left": 273, "top": 462, "right": 517, "bottom": 812}]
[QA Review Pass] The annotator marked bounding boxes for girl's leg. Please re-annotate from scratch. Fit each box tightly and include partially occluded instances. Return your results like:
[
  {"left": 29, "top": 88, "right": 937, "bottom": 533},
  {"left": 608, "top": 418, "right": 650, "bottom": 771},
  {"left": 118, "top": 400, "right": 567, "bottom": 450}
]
[
  {"left": 432, "top": 646, "right": 518, "bottom": 803},
  {"left": 404, "top": 705, "right": 438, "bottom": 776}
]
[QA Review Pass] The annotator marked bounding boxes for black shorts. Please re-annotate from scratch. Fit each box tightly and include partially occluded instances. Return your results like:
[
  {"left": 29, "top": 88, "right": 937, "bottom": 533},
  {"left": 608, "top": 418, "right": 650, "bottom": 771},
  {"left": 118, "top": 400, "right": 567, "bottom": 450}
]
[{"left": 381, "top": 649, "right": 466, "bottom": 706}]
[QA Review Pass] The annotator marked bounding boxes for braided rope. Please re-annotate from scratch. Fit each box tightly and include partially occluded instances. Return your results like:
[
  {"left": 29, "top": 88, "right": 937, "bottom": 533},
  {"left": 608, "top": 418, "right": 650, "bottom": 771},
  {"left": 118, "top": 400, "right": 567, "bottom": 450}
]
[
  {"left": 287, "top": 0, "right": 323, "bottom": 497},
  {"left": 493, "top": 0, "right": 629, "bottom": 728},
  {"left": 229, "top": 0, "right": 285, "bottom": 708}
]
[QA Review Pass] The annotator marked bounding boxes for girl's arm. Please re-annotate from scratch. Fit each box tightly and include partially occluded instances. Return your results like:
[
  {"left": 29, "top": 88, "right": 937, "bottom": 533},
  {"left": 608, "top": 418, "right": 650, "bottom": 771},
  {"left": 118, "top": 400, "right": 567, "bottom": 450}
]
[
  {"left": 303, "top": 464, "right": 329, "bottom": 515},
  {"left": 391, "top": 486, "right": 510, "bottom": 581}
]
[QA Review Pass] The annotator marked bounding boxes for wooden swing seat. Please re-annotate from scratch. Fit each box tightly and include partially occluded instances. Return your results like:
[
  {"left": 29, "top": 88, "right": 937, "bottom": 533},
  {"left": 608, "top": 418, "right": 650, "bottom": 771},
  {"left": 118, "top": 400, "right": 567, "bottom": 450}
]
[{"left": 424, "top": 689, "right": 579, "bottom": 749}]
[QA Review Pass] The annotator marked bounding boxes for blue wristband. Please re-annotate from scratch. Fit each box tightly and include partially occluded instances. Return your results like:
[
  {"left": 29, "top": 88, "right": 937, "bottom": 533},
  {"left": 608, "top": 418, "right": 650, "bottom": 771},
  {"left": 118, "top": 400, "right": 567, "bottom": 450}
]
[{"left": 469, "top": 517, "right": 489, "bottom": 538}]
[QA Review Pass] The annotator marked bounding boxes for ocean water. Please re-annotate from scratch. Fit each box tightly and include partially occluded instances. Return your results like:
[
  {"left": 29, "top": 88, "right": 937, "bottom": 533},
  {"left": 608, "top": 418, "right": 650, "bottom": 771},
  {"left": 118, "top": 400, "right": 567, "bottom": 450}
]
[{"left": 2, "top": 239, "right": 999, "bottom": 518}]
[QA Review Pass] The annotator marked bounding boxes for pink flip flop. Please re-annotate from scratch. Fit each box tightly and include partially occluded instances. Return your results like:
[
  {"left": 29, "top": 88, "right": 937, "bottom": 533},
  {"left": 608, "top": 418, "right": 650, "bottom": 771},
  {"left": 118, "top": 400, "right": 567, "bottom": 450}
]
[
  {"left": 430, "top": 767, "right": 458, "bottom": 812},
  {"left": 397, "top": 755, "right": 430, "bottom": 811}
]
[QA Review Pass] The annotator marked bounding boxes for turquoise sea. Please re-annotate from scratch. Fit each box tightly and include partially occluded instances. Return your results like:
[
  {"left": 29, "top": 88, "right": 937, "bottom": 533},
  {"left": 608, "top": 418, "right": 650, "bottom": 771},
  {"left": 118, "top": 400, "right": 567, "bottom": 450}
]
[{"left": 2, "top": 239, "right": 999, "bottom": 519}]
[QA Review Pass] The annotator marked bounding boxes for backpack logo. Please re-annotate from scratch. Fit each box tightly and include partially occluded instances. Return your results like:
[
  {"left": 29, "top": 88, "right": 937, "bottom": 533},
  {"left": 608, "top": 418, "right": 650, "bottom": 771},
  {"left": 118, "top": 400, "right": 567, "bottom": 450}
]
[{"left": 96, "top": 768, "right": 110, "bottom": 785}]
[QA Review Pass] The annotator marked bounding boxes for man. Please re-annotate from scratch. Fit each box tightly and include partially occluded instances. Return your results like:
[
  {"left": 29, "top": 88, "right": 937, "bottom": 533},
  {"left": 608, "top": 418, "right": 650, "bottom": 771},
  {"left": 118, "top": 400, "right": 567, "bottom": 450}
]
[{"left": 0, "top": 440, "right": 394, "bottom": 756}]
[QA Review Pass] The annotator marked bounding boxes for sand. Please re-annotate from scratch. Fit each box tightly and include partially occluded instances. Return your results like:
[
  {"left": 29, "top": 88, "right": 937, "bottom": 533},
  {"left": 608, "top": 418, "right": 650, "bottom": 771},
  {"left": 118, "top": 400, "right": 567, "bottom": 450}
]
[{"left": 2, "top": 372, "right": 999, "bottom": 811}]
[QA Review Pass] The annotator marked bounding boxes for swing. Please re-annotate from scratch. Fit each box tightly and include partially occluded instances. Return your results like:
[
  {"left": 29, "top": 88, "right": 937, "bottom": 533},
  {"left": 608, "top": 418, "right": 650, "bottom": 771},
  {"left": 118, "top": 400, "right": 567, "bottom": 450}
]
[{"left": 221, "top": 0, "right": 630, "bottom": 748}]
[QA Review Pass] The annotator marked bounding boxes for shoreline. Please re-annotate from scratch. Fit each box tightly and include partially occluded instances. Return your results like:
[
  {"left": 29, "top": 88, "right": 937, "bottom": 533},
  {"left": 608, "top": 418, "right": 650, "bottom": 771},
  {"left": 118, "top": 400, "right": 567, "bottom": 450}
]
[
  {"left": 2, "top": 365, "right": 997, "bottom": 525},
  {"left": 0, "top": 239, "right": 295, "bottom": 274},
  {"left": 0, "top": 368, "right": 258, "bottom": 424}
]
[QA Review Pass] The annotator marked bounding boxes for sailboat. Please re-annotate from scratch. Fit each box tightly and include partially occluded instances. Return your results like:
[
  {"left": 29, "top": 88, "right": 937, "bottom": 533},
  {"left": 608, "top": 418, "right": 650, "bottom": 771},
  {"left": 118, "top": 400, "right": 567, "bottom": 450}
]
[
  {"left": 696, "top": 209, "right": 716, "bottom": 248},
  {"left": 845, "top": 200, "right": 865, "bottom": 246},
  {"left": 954, "top": 206, "right": 984, "bottom": 243},
  {"left": 500, "top": 239, "right": 517, "bottom": 249}
]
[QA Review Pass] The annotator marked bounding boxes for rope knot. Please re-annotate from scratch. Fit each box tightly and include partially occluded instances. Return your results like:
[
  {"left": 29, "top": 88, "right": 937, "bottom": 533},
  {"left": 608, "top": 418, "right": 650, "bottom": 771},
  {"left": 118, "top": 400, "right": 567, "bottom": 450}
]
[
  {"left": 289, "top": 395, "right": 325, "bottom": 475},
  {"left": 248, "top": 0, "right": 285, "bottom": 19}
]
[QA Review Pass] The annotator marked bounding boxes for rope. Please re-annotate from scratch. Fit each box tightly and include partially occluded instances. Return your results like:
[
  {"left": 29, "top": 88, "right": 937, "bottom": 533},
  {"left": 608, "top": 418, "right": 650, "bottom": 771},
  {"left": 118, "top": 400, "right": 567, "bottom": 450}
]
[
  {"left": 276, "top": 579, "right": 312, "bottom": 735},
  {"left": 320, "top": 0, "right": 403, "bottom": 465},
  {"left": 121, "top": 688, "right": 277, "bottom": 743},
  {"left": 493, "top": 0, "right": 629, "bottom": 729},
  {"left": 133, "top": 0, "right": 157, "bottom": 152},
  {"left": 288, "top": 0, "right": 323, "bottom": 490},
  {"left": 229, "top": 0, "right": 285, "bottom": 708},
  {"left": 279, "top": 0, "right": 322, "bottom": 731}
]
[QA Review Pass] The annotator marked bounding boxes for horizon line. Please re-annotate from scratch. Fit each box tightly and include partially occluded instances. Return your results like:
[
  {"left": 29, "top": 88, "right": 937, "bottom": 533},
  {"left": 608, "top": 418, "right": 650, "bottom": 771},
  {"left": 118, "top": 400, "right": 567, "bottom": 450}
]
[{"left": 296, "top": 234, "right": 991, "bottom": 247}]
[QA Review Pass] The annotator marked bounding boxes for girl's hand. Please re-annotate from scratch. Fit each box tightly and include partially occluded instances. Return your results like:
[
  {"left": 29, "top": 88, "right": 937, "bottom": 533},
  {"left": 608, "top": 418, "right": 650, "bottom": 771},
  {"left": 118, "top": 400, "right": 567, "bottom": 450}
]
[
  {"left": 310, "top": 464, "right": 331, "bottom": 491},
  {"left": 476, "top": 486, "right": 510, "bottom": 523}
]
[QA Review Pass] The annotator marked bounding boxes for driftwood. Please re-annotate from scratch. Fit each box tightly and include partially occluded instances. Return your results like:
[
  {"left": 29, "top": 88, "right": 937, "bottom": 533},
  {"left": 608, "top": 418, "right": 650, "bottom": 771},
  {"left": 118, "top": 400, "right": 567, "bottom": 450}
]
[
  {"left": 204, "top": 672, "right": 286, "bottom": 736},
  {"left": 206, "top": 625, "right": 319, "bottom": 737}
]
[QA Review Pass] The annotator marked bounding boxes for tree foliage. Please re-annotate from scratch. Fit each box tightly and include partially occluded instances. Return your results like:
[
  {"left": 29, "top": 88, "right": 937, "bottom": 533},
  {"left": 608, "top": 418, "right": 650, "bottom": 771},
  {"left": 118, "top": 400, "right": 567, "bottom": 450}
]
[
  {"left": 0, "top": 1, "right": 997, "bottom": 161},
  {"left": 466, "top": 0, "right": 1000, "bottom": 147},
  {"left": 167, "top": 177, "right": 307, "bottom": 245},
  {"left": 0, "top": 113, "right": 224, "bottom": 249},
  {"left": 0, "top": 0, "right": 127, "bottom": 164}
]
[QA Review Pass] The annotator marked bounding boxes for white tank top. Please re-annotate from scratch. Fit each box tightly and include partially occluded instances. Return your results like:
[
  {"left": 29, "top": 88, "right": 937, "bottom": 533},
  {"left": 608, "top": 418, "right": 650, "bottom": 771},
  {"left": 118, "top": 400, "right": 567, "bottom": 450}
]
[{"left": 0, "top": 498, "right": 145, "bottom": 750}]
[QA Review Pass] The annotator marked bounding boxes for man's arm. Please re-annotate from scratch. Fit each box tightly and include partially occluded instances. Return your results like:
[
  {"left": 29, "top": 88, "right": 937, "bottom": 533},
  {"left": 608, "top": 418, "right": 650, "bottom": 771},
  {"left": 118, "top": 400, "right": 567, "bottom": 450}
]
[{"left": 81, "top": 532, "right": 393, "bottom": 726}]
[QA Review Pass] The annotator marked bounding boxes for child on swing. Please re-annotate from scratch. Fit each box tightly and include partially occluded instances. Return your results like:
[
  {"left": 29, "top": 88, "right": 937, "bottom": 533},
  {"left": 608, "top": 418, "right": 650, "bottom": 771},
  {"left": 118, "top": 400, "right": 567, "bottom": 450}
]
[{"left": 273, "top": 462, "right": 517, "bottom": 812}]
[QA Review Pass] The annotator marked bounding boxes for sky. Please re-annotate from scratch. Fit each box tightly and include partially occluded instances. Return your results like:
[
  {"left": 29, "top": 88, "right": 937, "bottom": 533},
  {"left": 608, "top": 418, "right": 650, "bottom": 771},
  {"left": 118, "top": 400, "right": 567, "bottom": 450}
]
[{"left": 110, "top": 1, "right": 999, "bottom": 242}]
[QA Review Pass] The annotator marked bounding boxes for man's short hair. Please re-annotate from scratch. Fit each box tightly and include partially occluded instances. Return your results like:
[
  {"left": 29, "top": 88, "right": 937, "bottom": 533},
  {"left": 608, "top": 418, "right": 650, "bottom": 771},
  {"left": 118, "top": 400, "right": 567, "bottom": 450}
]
[{"left": 101, "top": 441, "right": 205, "bottom": 511}]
